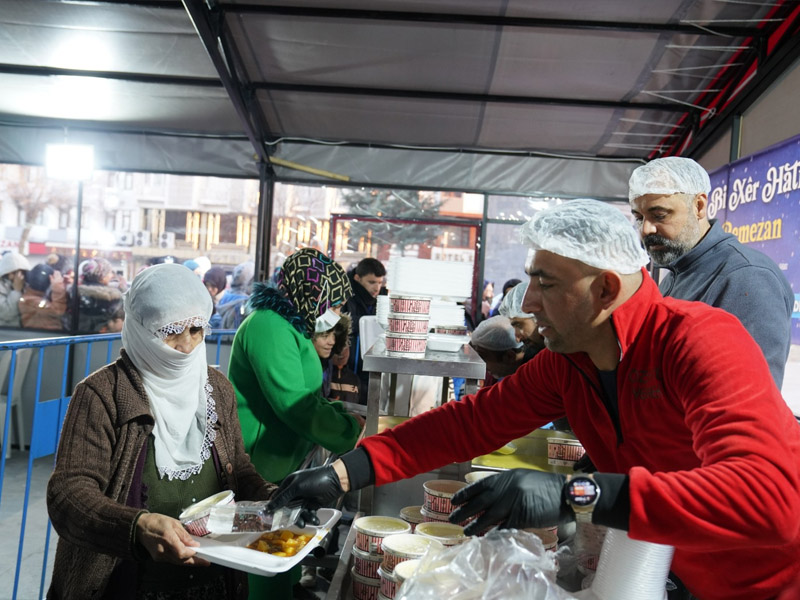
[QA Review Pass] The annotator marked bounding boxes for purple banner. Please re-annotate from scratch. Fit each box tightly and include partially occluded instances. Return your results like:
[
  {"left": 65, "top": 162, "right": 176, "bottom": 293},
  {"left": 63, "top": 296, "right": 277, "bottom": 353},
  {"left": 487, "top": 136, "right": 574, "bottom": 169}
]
[{"left": 708, "top": 134, "right": 800, "bottom": 344}]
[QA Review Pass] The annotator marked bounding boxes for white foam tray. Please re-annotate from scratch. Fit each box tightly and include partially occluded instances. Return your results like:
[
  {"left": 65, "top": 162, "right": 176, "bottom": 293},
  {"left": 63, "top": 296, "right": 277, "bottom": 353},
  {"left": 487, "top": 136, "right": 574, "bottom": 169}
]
[{"left": 192, "top": 508, "right": 341, "bottom": 576}]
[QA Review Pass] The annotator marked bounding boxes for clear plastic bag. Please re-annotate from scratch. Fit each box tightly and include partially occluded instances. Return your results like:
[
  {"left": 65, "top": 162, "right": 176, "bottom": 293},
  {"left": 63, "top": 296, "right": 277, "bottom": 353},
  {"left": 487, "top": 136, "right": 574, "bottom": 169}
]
[
  {"left": 395, "top": 529, "right": 578, "bottom": 600},
  {"left": 204, "top": 501, "right": 302, "bottom": 534}
]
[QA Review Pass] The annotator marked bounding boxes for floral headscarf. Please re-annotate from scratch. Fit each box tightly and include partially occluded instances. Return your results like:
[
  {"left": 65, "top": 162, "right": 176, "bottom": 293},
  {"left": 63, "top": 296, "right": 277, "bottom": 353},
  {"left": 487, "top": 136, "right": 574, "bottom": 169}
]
[
  {"left": 276, "top": 248, "right": 352, "bottom": 336},
  {"left": 81, "top": 257, "right": 113, "bottom": 284}
]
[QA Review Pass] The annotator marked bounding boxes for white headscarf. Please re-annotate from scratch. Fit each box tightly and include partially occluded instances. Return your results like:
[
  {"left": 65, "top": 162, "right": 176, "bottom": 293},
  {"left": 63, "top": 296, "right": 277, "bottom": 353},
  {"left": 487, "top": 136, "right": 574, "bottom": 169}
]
[{"left": 122, "top": 263, "right": 215, "bottom": 480}]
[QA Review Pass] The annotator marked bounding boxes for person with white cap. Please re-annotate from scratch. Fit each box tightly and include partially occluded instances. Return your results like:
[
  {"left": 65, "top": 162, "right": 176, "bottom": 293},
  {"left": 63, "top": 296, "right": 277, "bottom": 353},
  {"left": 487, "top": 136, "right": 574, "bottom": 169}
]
[
  {"left": 498, "top": 280, "right": 545, "bottom": 357},
  {"left": 469, "top": 315, "right": 527, "bottom": 379},
  {"left": 0, "top": 251, "right": 31, "bottom": 327},
  {"left": 629, "top": 156, "right": 793, "bottom": 389},
  {"left": 268, "top": 199, "right": 800, "bottom": 600}
]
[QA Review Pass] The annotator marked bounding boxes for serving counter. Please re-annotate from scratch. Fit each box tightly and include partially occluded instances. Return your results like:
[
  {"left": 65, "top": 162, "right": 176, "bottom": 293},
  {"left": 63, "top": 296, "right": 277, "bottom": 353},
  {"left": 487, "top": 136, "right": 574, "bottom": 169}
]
[{"left": 359, "top": 336, "right": 486, "bottom": 514}]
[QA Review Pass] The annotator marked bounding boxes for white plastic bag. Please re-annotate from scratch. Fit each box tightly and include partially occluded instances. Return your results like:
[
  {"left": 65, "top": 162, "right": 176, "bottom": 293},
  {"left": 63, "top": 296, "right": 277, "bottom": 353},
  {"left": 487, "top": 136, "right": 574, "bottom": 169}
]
[{"left": 395, "top": 529, "right": 578, "bottom": 600}]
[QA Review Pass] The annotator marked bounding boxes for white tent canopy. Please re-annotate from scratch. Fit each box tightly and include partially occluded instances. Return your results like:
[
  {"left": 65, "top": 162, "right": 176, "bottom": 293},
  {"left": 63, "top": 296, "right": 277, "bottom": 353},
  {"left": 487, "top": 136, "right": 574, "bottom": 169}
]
[{"left": 1, "top": 0, "right": 798, "bottom": 198}]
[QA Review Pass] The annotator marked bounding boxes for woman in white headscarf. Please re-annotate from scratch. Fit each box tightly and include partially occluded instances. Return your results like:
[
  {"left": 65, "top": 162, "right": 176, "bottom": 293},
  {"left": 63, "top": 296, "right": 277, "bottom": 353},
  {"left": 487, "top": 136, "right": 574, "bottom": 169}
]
[{"left": 47, "top": 263, "right": 277, "bottom": 600}]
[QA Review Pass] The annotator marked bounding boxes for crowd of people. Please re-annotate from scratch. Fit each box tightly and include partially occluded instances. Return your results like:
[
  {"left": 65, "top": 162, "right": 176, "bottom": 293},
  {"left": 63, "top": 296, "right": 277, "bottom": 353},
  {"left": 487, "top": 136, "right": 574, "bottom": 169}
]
[
  {"left": 0, "top": 252, "right": 258, "bottom": 335},
  {"left": 39, "top": 156, "right": 800, "bottom": 600}
]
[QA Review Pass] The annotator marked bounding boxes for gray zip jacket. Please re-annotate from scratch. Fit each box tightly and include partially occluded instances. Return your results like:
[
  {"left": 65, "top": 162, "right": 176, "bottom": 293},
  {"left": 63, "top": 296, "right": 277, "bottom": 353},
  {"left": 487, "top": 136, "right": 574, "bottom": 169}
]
[{"left": 659, "top": 219, "right": 793, "bottom": 388}]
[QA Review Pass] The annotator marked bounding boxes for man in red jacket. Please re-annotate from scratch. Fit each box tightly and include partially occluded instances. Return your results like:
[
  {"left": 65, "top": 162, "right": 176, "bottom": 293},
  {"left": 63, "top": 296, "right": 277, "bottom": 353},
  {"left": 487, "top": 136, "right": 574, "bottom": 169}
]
[{"left": 271, "top": 199, "right": 800, "bottom": 600}]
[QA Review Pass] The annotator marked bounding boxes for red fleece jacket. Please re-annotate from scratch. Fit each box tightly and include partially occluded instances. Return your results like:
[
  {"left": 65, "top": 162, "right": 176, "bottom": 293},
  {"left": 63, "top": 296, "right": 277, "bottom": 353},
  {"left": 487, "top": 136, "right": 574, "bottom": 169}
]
[{"left": 359, "top": 271, "right": 800, "bottom": 600}]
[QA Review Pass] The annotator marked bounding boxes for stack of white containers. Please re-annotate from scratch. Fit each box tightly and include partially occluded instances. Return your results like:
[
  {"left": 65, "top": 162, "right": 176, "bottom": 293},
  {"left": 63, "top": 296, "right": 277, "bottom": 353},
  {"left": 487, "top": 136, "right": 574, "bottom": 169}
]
[
  {"left": 384, "top": 294, "right": 432, "bottom": 357},
  {"left": 351, "top": 516, "right": 411, "bottom": 600},
  {"left": 378, "top": 533, "right": 443, "bottom": 600},
  {"left": 387, "top": 257, "right": 471, "bottom": 332},
  {"left": 386, "top": 258, "right": 472, "bottom": 301},
  {"left": 577, "top": 528, "right": 674, "bottom": 600}
]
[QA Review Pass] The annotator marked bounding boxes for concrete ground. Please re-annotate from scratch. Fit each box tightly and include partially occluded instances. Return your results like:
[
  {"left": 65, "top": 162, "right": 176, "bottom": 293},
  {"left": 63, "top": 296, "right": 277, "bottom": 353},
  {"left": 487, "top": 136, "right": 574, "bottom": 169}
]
[{"left": 0, "top": 453, "right": 56, "bottom": 600}]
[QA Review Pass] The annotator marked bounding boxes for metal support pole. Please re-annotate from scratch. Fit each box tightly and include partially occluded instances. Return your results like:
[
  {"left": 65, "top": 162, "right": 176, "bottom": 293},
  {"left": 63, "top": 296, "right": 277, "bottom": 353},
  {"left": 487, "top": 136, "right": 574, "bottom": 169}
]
[
  {"left": 729, "top": 114, "right": 742, "bottom": 163},
  {"left": 475, "top": 194, "right": 489, "bottom": 326},
  {"left": 254, "top": 163, "right": 275, "bottom": 282},
  {"left": 69, "top": 181, "right": 83, "bottom": 334}
]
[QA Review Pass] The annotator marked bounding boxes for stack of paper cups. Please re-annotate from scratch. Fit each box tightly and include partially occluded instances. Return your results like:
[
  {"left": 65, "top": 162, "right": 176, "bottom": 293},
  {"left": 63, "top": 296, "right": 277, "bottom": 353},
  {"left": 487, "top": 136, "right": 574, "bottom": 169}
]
[
  {"left": 586, "top": 528, "right": 674, "bottom": 600},
  {"left": 376, "top": 295, "right": 390, "bottom": 330}
]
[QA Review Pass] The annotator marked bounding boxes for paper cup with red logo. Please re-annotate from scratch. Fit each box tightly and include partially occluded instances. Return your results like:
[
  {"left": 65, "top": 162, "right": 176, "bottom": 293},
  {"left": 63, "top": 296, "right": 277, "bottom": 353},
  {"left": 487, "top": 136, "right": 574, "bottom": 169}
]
[
  {"left": 380, "top": 533, "right": 443, "bottom": 574},
  {"left": 423, "top": 479, "right": 466, "bottom": 514},
  {"left": 352, "top": 546, "right": 383, "bottom": 579},
  {"left": 387, "top": 312, "right": 430, "bottom": 334},
  {"left": 354, "top": 516, "right": 411, "bottom": 555},
  {"left": 385, "top": 333, "right": 427, "bottom": 357},
  {"left": 388, "top": 294, "right": 432, "bottom": 315},
  {"left": 547, "top": 437, "right": 585, "bottom": 467},
  {"left": 377, "top": 565, "right": 399, "bottom": 599},
  {"left": 399, "top": 505, "right": 424, "bottom": 532},
  {"left": 351, "top": 567, "right": 381, "bottom": 600}
]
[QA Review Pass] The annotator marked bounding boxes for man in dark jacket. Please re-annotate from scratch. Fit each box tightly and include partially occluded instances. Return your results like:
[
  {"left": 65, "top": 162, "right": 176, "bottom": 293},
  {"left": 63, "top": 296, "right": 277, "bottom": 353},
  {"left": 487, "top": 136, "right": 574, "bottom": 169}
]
[
  {"left": 344, "top": 257, "right": 386, "bottom": 403},
  {"left": 629, "top": 156, "right": 793, "bottom": 390}
]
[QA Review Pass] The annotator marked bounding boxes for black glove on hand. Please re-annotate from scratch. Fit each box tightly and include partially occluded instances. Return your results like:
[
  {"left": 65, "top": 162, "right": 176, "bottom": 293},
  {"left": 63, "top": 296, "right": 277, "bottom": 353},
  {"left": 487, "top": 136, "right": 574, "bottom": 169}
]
[
  {"left": 573, "top": 453, "right": 597, "bottom": 473},
  {"left": 449, "top": 468, "right": 569, "bottom": 536},
  {"left": 267, "top": 465, "right": 344, "bottom": 527}
]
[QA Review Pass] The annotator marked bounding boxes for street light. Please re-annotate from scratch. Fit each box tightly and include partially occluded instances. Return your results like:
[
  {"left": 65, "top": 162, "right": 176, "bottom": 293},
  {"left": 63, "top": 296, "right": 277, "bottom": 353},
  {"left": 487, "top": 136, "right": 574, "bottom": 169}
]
[
  {"left": 45, "top": 144, "right": 94, "bottom": 181},
  {"left": 45, "top": 143, "right": 95, "bottom": 333}
]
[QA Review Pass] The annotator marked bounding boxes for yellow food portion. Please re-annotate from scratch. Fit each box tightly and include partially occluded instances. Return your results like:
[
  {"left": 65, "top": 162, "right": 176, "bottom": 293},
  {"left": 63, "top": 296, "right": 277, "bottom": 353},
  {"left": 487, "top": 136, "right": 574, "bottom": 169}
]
[{"left": 247, "top": 530, "right": 313, "bottom": 557}]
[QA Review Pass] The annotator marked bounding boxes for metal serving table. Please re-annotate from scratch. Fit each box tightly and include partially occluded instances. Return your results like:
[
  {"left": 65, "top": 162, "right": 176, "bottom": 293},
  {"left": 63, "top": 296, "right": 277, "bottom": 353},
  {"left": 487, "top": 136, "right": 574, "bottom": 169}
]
[{"left": 358, "top": 336, "right": 486, "bottom": 514}]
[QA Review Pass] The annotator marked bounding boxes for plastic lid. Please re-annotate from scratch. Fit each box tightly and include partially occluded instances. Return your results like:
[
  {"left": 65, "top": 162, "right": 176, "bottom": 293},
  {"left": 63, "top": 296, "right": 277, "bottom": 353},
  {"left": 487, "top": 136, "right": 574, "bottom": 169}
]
[
  {"left": 381, "top": 533, "right": 444, "bottom": 556},
  {"left": 415, "top": 522, "right": 466, "bottom": 541},
  {"left": 354, "top": 516, "right": 411, "bottom": 537},
  {"left": 392, "top": 558, "right": 421, "bottom": 582},
  {"left": 399, "top": 506, "right": 424, "bottom": 523}
]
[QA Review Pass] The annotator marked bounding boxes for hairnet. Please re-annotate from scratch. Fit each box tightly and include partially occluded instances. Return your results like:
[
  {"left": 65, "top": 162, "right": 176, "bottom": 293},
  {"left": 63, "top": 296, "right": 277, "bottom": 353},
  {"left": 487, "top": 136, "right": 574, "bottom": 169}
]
[
  {"left": 519, "top": 199, "right": 649, "bottom": 274},
  {"left": 471, "top": 316, "right": 523, "bottom": 352},
  {"left": 498, "top": 281, "right": 533, "bottom": 319},
  {"left": 628, "top": 157, "right": 711, "bottom": 202}
]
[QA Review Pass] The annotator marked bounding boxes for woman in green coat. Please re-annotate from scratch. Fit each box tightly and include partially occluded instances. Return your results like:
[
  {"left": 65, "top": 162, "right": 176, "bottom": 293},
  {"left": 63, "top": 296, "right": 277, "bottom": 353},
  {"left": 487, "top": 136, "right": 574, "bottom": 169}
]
[{"left": 229, "top": 248, "right": 363, "bottom": 598}]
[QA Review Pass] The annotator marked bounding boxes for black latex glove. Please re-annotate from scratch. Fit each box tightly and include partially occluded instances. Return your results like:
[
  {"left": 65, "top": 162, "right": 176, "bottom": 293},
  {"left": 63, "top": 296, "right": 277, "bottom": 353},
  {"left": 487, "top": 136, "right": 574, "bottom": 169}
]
[
  {"left": 267, "top": 465, "right": 344, "bottom": 527},
  {"left": 294, "top": 508, "right": 321, "bottom": 529},
  {"left": 449, "top": 468, "right": 570, "bottom": 536},
  {"left": 573, "top": 453, "right": 597, "bottom": 473}
]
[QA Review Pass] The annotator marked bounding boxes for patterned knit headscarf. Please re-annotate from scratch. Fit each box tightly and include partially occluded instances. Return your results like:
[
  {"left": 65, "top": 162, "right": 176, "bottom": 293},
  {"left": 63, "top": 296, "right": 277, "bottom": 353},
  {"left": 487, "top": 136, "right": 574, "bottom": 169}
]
[{"left": 276, "top": 248, "right": 352, "bottom": 337}]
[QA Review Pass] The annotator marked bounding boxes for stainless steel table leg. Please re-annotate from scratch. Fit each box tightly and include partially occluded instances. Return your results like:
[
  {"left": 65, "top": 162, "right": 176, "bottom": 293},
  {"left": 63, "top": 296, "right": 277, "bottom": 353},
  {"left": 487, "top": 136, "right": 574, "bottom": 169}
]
[
  {"left": 362, "top": 372, "right": 383, "bottom": 513},
  {"left": 366, "top": 372, "right": 381, "bottom": 437}
]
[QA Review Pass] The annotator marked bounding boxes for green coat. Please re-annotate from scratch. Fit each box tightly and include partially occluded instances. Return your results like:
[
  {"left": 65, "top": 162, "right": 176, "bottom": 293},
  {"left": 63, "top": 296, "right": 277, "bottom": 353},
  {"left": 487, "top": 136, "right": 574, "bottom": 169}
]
[{"left": 230, "top": 309, "right": 361, "bottom": 483}]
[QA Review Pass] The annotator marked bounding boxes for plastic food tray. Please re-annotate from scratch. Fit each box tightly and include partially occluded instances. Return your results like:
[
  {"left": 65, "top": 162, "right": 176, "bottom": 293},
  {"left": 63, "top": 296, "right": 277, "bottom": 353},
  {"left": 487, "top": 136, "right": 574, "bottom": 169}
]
[
  {"left": 191, "top": 508, "right": 341, "bottom": 576},
  {"left": 426, "top": 333, "right": 467, "bottom": 352}
]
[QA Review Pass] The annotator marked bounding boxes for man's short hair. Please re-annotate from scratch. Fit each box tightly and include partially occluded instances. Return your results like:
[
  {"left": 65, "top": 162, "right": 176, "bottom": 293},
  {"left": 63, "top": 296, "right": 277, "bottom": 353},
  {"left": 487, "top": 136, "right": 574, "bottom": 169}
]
[{"left": 355, "top": 257, "right": 386, "bottom": 278}]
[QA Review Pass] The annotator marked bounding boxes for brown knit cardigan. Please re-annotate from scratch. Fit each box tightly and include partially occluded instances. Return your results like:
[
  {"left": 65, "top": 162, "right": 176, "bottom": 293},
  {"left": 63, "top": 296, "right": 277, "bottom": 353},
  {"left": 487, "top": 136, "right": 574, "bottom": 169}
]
[{"left": 46, "top": 351, "right": 276, "bottom": 599}]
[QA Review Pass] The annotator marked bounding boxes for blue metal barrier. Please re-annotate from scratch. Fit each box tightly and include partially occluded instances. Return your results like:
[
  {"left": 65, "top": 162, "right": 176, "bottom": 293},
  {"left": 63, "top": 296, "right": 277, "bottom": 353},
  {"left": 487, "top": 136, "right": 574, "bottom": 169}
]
[{"left": 0, "top": 330, "right": 236, "bottom": 600}]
